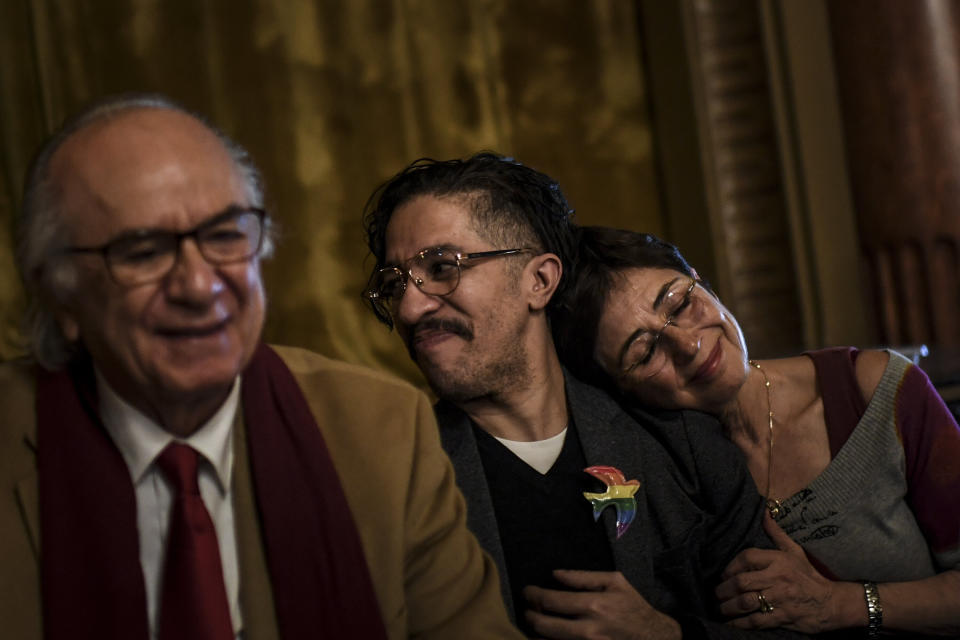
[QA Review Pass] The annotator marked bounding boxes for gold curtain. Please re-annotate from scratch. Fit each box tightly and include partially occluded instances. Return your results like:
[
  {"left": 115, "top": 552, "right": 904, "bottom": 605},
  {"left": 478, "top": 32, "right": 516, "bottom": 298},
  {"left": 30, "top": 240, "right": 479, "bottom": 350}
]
[{"left": 0, "top": 0, "right": 660, "bottom": 386}]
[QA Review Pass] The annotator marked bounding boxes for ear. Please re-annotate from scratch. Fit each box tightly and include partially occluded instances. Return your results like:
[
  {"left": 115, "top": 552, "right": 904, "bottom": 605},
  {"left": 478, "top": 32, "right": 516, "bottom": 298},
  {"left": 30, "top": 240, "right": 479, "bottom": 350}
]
[
  {"left": 42, "top": 267, "right": 82, "bottom": 343},
  {"left": 54, "top": 307, "right": 80, "bottom": 343},
  {"left": 524, "top": 252, "right": 562, "bottom": 311}
]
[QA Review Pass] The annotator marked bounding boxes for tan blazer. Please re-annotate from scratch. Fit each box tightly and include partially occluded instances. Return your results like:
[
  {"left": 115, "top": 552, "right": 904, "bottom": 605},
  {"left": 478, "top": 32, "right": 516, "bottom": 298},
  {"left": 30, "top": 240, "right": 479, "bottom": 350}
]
[{"left": 0, "top": 345, "right": 521, "bottom": 639}]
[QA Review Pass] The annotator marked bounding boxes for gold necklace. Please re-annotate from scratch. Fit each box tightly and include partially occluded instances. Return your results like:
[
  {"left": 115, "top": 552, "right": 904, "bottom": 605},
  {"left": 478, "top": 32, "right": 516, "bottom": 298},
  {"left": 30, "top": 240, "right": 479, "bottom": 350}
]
[{"left": 748, "top": 360, "right": 783, "bottom": 520}]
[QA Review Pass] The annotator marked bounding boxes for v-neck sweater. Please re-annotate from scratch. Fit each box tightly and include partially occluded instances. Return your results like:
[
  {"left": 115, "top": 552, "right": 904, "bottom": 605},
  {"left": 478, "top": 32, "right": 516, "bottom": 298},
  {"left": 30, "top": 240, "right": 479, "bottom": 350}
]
[{"left": 474, "top": 421, "right": 614, "bottom": 635}]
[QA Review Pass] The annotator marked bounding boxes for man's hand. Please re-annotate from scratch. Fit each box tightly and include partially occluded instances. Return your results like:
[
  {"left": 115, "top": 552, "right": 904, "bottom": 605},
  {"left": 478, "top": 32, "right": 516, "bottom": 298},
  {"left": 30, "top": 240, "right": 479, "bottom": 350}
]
[
  {"left": 716, "top": 512, "right": 842, "bottom": 633},
  {"left": 523, "top": 570, "right": 681, "bottom": 640}
]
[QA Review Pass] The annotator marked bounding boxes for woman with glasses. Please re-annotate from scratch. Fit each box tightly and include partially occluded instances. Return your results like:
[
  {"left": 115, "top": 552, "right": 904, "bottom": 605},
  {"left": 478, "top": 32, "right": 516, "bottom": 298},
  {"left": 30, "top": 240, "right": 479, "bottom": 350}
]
[{"left": 551, "top": 225, "right": 960, "bottom": 637}]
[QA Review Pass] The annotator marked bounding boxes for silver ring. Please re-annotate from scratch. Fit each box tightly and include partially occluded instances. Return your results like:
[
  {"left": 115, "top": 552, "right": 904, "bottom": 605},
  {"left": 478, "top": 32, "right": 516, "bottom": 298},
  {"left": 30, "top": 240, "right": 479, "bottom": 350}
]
[{"left": 757, "top": 591, "right": 774, "bottom": 614}]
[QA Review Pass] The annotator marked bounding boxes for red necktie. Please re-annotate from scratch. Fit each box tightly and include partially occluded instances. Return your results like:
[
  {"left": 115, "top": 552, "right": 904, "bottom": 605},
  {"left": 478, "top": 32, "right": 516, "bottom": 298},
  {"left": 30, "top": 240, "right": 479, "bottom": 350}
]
[{"left": 156, "top": 443, "right": 234, "bottom": 640}]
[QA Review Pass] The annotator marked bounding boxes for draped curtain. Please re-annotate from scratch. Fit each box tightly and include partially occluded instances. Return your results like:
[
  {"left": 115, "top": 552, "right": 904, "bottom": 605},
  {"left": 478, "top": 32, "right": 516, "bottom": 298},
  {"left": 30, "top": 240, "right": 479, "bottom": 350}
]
[{"left": 0, "top": 0, "right": 660, "bottom": 386}]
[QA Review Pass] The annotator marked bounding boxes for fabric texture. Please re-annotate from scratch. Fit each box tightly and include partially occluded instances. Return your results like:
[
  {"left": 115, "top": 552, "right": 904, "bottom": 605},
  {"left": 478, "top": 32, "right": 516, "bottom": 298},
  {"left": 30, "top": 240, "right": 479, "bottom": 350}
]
[
  {"left": 97, "top": 373, "right": 242, "bottom": 635},
  {"left": 155, "top": 443, "right": 234, "bottom": 640},
  {"left": 437, "top": 370, "right": 809, "bottom": 639},
  {"left": 0, "top": 1, "right": 660, "bottom": 378},
  {"left": 0, "top": 344, "right": 522, "bottom": 640},
  {"left": 493, "top": 426, "right": 567, "bottom": 474},
  {"left": 474, "top": 420, "right": 615, "bottom": 635},
  {"left": 35, "top": 344, "right": 387, "bottom": 640},
  {"left": 810, "top": 347, "right": 865, "bottom": 458},
  {"left": 239, "top": 344, "right": 387, "bottom": 639},
  {"left": 778, "top": 347, "right": 960, "bottom": 580}
]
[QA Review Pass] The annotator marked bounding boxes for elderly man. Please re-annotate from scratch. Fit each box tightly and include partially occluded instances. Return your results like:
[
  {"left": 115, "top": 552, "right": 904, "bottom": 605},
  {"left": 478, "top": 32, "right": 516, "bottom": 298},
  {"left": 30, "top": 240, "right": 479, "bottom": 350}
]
[
  {"left": 0, "top": 95, "right": 521, "bottom": 640},
  {"left": 362, "top": 154, "right": 809, "bottom": 640}
]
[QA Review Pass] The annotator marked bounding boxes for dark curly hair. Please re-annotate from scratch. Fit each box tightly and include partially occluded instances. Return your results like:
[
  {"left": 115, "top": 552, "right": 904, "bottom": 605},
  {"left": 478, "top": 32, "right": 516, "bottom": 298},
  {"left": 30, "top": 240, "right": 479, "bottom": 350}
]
[
  {"left": 551, "top": 226, "right": 700, "bottom": 388},
  {"left": 362, "top": 152, "right": 576, "bottom": 327}
]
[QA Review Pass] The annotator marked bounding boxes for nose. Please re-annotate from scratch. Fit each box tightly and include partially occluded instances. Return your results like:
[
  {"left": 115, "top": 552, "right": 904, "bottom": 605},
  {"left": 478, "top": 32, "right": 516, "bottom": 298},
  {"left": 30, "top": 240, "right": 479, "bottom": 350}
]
[
  {"left": 662, "top": 323, "right": 701, "bottom": 364},
  {"left": 164, "top": 238, "right": 224, "bottom": 306},
  {"left": 393, "top": 278, "right": 442, "bottom": 329}
]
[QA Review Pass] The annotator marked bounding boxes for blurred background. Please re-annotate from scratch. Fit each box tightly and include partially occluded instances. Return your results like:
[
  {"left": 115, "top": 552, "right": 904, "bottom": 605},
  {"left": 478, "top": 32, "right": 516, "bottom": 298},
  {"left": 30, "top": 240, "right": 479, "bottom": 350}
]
[{"left": 2, "top": 0, "right": 958, "bottom": 408}]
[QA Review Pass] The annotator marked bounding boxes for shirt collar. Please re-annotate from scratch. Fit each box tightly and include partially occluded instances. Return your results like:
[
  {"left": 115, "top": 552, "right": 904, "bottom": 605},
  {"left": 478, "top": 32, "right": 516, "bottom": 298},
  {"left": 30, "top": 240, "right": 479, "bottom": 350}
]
[{"left": 96, "top": 369, "right": 240, "bottom": 493}]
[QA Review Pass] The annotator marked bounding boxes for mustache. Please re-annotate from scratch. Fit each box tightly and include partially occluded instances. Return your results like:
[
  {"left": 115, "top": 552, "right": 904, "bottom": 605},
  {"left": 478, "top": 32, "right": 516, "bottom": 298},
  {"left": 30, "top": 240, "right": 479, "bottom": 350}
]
[{"left": 406, "top": 317, "right": 474, "bottom": 355}]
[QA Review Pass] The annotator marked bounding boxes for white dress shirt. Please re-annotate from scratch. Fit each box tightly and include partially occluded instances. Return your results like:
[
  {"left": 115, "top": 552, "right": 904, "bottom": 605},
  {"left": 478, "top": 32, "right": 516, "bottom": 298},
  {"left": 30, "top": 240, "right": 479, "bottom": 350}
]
[{"left": 97, "top": 371, "right": 243, "bottom": 639}]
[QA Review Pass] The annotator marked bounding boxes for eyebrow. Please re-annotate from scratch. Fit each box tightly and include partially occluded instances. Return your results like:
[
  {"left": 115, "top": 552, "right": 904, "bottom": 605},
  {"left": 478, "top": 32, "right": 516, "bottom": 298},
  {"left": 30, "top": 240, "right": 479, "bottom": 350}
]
[
  {"left": 425, "top": 243, "right": 461, "bottom": 254},
  {"left": 652, "top": 276, "right": 681, "bottom": 310},
  {"left": 109, "top": 204, "right": 250, "bottom": 241},
  {"left": 616, "top": 276, "right": 682, "bottom": 369},
  {"left": 386, "top": 244, "right": 461, "bottom": 268}
]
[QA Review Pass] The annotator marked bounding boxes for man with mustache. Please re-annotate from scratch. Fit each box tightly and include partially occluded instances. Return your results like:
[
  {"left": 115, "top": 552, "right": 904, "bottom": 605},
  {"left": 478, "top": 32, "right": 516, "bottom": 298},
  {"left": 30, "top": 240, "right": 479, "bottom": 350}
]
[
  {"left": 363, "top": 154, "right": 809, "bottom": 639},
  {"left": 0, "top": 95, "right": 520, "bottom": 640}
]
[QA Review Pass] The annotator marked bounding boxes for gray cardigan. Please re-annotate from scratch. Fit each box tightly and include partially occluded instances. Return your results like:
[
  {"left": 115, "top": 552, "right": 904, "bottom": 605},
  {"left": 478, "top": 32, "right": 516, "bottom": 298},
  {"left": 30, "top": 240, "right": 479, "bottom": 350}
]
[{"left": 436, "top": 371, "right": 808, "bottom": 639}]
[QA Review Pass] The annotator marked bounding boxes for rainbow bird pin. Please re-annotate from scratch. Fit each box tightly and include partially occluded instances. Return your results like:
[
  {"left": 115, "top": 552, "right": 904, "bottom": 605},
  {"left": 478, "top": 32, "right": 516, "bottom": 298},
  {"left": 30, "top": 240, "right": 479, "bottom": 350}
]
[{"left": 582, "top": 465, "right": 641, "bottom": 539}]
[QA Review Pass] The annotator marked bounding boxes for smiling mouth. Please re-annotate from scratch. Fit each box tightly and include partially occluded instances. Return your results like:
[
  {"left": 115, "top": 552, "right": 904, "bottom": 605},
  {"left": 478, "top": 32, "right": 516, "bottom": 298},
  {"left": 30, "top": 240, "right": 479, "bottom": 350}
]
[
  {"left": 156, "top": 319, "right": 230, "bottom": 339},
  {"left": 690, "top": 340, "right": 722, "bottom": 384}
]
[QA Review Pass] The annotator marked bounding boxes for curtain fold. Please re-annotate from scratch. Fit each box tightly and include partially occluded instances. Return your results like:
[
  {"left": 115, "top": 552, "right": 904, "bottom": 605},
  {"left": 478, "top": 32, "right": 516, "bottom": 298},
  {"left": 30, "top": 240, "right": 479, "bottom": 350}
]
[{"left": 0, "top": 0, "right": 660, "bottom": 386}]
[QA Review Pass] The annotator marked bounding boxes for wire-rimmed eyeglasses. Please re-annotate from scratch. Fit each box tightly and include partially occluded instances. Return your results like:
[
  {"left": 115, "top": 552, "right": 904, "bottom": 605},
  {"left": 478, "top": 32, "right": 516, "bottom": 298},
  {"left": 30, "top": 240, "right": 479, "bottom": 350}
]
[
  {"left": 366, "top": 246, "right": 530, "bottom": 323},
  {"left": 59, "top": 207, "right": 266, "bottom": 286},
  {"left": 620, "top": 277, "right": 699, "bottom": 377}
]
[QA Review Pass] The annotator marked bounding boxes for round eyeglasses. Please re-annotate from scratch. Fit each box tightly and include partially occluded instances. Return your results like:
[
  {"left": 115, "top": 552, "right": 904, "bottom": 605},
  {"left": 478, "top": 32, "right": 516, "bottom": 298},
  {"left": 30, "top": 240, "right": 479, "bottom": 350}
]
[
  {"left": 60, "top": 207, "right": 266, "bottom": 286},
  {"left": 366, "top": 246, "right": 530, "bottom": 324}
]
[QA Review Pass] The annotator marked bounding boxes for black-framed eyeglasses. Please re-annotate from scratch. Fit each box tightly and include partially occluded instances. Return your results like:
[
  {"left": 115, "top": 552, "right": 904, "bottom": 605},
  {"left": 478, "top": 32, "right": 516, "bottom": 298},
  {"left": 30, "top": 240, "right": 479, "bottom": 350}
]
[
  {"left": 621, "top": 277, "right": 699, "bottom": 377},
  {"left": 59, "top": 207, "right": 266, "bottom": 286},
  {"left": 366, "top": 246, "right": 530, "bottom": 321}
]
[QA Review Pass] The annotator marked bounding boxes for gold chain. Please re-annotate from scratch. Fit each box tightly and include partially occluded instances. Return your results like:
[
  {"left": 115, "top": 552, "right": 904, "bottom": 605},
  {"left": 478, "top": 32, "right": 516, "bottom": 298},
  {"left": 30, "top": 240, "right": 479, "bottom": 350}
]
[{"left": 748, "top": 360, "right": 783, "bottom": 520}]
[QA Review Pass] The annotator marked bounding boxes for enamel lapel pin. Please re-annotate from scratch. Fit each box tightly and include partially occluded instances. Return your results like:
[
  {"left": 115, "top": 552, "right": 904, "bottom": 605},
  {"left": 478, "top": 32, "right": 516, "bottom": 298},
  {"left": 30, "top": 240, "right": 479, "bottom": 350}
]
[{"left": 582, "top": 465, "right": 640, "bottom": 539}]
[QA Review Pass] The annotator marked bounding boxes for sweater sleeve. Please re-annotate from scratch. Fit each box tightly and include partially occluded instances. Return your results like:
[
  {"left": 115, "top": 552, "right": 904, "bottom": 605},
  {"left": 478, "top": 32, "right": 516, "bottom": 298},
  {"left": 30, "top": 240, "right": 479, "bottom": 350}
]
[
  {"left": 895, "top": 363, "right": 960, "bottom": 570},
  {"left": 676, "top": 413, "right": 811, "bottom": 639},
  {"left": 680, "top": 410, "right": 775, "bottom": 575}
]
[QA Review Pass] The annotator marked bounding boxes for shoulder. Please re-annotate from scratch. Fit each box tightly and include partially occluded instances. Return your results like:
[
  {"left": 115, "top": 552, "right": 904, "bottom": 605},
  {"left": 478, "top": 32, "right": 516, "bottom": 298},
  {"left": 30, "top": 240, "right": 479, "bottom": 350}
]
[
  {"left": 801, "top": 347, "right": 890, "bottom": 405},
  {"left": 0, "top": 358, "right": 39, "bottom": 435},
  {"left": 0, "top": 359, "right": 41, "bottom": 486},
  {"left": 267, "top": 344, "right": 434, "bottom": 447},
  {"left": 564, "top": 369, "right": 637, "bottom": 427},
  {"left": 270, "top": 343, "right": 416, "bottom": 388},
  {"left": 270, "top": 344, "right": 424, "bottom": 399},
  {"left": 0, "top": 357, "right": 39, "bottom": 392},
  {"left": 853, "top": 348, "right": 891, "bottom": 405},
  {"left": 674, "top": 408, "right": 750, "bottom": 468},
  {"left": 627, "top": 400, "right": 739, "bottom": 471},
  {"left": 563, "top": 370, "right": 740, "bottom": 469}
]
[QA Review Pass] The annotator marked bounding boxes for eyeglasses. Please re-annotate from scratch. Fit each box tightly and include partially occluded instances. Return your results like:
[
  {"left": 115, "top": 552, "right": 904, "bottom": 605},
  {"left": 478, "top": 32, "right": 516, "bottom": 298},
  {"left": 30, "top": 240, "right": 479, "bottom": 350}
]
[
  {"left": 60, "top": 207, "right": 266, "bottom": 286},
  {"left": 620, "top": 277, "right": 699, "bottom": 377},
  {"left": 366, "top": 246, "right": 529, "bottom": 319}
]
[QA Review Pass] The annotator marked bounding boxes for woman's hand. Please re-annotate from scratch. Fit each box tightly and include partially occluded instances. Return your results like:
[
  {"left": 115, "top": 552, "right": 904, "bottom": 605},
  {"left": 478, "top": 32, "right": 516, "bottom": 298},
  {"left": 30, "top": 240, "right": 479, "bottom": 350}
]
[{"left": 715, "top": 512, "right": 862, "bottom": 633}]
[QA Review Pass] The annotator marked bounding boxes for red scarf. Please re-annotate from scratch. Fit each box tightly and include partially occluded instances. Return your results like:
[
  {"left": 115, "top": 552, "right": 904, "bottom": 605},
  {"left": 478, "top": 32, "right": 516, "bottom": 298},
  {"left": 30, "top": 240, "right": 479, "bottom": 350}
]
[{"left": 37, "top": 343, "right": 388, "bottom": 639}]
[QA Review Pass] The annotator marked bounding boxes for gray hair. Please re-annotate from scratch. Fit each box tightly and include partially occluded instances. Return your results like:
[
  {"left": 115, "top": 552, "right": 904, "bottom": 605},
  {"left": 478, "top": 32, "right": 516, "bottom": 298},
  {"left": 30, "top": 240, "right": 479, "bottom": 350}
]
[{"left": 17, "top": 92, "right": 274, "bottom": 370}]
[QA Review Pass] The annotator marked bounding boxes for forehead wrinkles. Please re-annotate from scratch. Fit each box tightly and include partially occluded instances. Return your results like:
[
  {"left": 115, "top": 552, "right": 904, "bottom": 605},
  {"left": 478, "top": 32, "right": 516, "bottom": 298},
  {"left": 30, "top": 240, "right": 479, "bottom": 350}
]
[
  {"left": 597, "top": 272, "right": 660, "bottom": 361},
  {"left": 615, "top": 271, "right": 658, "bottom": 317}
]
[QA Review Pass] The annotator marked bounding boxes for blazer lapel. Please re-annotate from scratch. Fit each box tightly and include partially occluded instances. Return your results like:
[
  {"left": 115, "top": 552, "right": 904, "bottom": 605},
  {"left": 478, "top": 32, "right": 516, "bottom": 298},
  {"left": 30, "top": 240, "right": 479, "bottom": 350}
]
[
  {"left": 15, "top": 433, "right": 40, "bottom": 559},
  {"left": 6, "top": 426, "right": 42, "bottom": 639},
  {"left": 434, "top": 401, "right": 515, "bottom": 622},
  {"left": 564, "top": 373, "right": 655, "bottom": 593}
]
